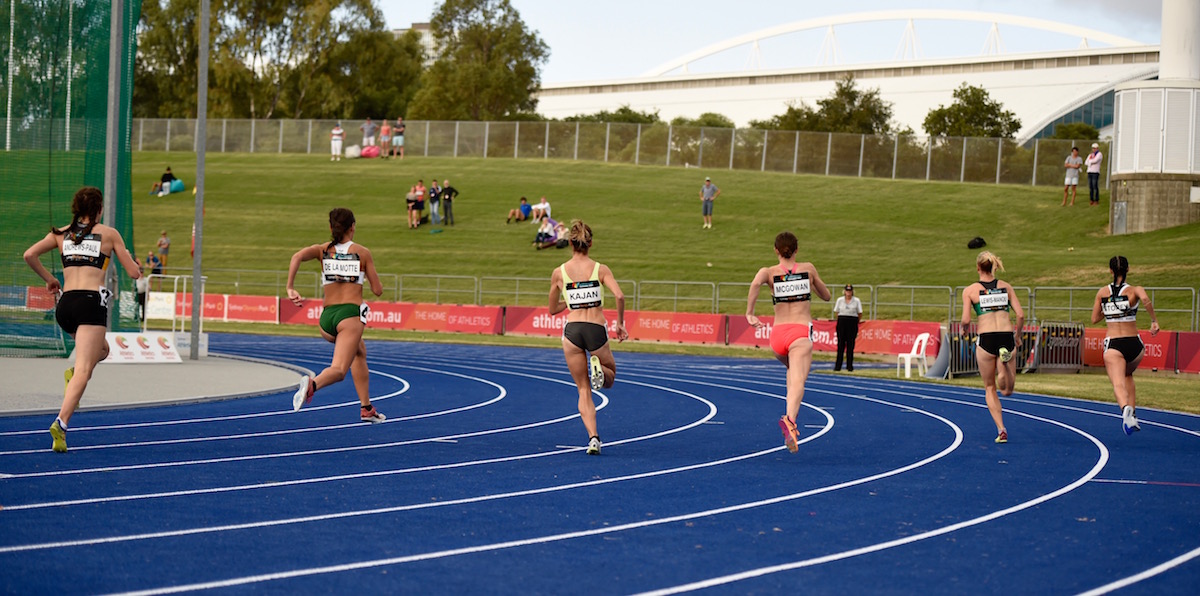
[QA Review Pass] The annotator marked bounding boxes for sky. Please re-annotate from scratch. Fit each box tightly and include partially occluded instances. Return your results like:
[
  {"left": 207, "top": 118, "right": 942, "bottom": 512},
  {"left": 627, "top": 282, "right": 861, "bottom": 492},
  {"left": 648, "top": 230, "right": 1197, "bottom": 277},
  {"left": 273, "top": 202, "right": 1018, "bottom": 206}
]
[{"left": 376, "top": 0, "right": 1163, "bottom": 84}]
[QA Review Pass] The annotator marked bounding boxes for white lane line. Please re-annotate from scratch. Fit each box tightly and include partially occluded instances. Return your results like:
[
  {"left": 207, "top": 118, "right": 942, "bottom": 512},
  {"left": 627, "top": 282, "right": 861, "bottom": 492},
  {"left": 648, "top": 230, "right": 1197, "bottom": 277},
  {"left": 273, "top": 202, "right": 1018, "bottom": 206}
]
[
  {"left": 101, "top": 394, "right": 950, "bottom": 595},
  {"left": 428, "top": 439, "right": 458, "bottom": 444},
  {"left": 634, "top": 398, "right": 1111, "bottom": 595},
  {"left": 0, "top": 358, "right": 409, "bottom": 437},
  {"left": 1076, "top": 545, "right": 1200, "bottom": 596},
  {"left": 0, "top": 368, "right": 479, "bottom": 456},
  {"left": 0, "top": 446, "right": 793, "bottom": 554}
]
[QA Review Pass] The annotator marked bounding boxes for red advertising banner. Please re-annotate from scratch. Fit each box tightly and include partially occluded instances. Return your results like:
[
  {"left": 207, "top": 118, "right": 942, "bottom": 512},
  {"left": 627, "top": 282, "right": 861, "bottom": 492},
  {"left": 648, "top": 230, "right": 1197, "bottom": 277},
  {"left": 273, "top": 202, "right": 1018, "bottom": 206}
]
[
  {"left": 1083, "top": 327, "right": 1176, "bottom": 370},
  {"left": 505, "top": 307, "right": 724, "bottom": 344},
  {"left": 173, "top": 292, "right": 226, "bottom": 320},
  {"left": 279, "top": 299, "right": 502, "bottom": 334},
  {"left": 505, "top": 306, "right": 569, "bottom": 337},
  {"left": 226, "top": 295, "right": 279, "bottom": 323},
  {"left": 728, "top": 317, "right": 940, "bottom": 356},
  {"left": 1176, "top": 332, "right": 1200, "bottom": 374},
  {"left": 26, "top": 286, "right": 57, "bottom": 310},
  {"left": 280, "top": 299, "right": 323, "bottom": 326}
]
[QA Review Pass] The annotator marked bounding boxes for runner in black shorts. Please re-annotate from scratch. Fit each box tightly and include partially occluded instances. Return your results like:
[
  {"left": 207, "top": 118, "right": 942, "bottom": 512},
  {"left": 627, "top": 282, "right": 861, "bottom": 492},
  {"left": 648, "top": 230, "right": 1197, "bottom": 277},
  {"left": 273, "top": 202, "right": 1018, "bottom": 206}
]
[
  {"left": 548, "top": 220, "right": 628, "bottom": 455},
  {"left": 23, "top": 186, "right": 142, "bottom": 452},
  {"left": 1091, "top": 256, "right": 1159, "bottom": 435},
  {"left": 960, "top": 251, "right": 1025, "bottom": 444},
  {"left": 286, "top": 207, "right": 387, "bottom": 423}
]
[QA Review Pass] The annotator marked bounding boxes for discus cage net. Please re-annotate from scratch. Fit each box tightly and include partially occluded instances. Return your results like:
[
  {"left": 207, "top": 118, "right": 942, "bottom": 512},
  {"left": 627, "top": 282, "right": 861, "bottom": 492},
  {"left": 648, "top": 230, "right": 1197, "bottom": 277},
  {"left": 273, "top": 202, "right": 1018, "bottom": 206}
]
[{"left": 0, "top": 0, "right": 140, "bottom": 357}]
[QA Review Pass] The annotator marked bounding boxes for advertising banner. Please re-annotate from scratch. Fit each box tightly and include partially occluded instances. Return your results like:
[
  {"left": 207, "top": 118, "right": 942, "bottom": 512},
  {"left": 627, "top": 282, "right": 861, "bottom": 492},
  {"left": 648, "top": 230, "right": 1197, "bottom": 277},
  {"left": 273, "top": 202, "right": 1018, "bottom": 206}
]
[
  {"left": 0, "top": 285, "right": 25, "bottom": 308},
  {"left": 1176, "top": 332, "right": 1200, "bottom": 374},
  {"left": 1083, "top": 327, "right": 1176, "bottom": 370},
  {"left": 505, "top": 306, "right": 569, "bottom": 337},
  {"left": 101, "top": 331, "right": 182, "bottom": 363},
  {"left": 226, "top": 295, "right": 279, "bottom": 323},
  {"left": 624, "top": 311, "right": 725, "bottom": 345},
  {"left": 730, "top": 318, "right": 939, "bottom": 356},
  {"left": 25, "top": 286, "right": 56, "bottom": 310}
]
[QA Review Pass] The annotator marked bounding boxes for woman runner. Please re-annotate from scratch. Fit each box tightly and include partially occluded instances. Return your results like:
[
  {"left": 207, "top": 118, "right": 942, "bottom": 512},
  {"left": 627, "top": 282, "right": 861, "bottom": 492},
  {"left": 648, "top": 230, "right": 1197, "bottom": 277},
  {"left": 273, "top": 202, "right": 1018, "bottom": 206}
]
[
  {"left": 23, "top": 187, "right": 142, "bottom": 452},
  {"left": 746, "top": 231, "right": 831, "bottom": 453},
  {"left": 960, "top": 251, "right": 1025, "bottom": 444},
  {"left": 1091, "top": 256, "right": 1159, "bottom": 435},
  {"left": 286, "top": 208, "right": 386, "bottom": 423},
  {"left": 548, "top": 220, "right": 628, "bottom": 455}
]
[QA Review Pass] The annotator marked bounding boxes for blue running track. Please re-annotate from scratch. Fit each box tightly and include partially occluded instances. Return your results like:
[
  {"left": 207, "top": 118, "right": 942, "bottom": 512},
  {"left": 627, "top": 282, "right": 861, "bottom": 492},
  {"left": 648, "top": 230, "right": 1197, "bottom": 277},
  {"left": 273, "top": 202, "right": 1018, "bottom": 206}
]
[{"left": 1, "top": 333, "right": 1198, "bottom": 594}]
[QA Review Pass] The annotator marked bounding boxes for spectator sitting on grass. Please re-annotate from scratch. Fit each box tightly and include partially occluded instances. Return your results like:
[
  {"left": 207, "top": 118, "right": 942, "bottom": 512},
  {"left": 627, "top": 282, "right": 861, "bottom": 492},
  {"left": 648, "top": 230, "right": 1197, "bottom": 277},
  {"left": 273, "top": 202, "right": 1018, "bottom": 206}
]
[
  {"left": 533, "top": 215, "right": 568, "bottom": 250},
  {"left": 530, "top": 196, "right": 551, "bottom": 222},
  {"left": 151, "top": 167, "right": 177, "bottom": 195},
  {"left": 507, "top": 196, "right": 532, "bottom": 223}
]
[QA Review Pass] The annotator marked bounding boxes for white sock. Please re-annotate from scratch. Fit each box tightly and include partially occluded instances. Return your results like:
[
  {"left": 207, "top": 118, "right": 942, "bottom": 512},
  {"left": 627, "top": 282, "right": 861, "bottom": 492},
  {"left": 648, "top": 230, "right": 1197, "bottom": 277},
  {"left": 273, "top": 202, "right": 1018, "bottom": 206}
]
[{"left": 56, "top": 417, "right": 67, "bottom": 431}]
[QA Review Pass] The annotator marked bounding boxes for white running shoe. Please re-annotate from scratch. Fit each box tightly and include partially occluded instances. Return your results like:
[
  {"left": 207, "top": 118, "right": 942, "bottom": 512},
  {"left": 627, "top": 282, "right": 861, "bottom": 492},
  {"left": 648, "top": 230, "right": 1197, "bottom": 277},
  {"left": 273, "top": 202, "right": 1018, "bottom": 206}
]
[
  {"left": 360, "top": 405, "right": 386, "bottom": 423},
  {"left": 293, "top": 375, "right": 314, "bottom": 411},
  {"left": 589, "top": 355, "right": 604, "bottom": 390},
  {"left": 1122, "top": 405, "right": 1141, "bottom": 435},
  {"left": 586, "top": 436, "right": 602, "bottom": 455}
]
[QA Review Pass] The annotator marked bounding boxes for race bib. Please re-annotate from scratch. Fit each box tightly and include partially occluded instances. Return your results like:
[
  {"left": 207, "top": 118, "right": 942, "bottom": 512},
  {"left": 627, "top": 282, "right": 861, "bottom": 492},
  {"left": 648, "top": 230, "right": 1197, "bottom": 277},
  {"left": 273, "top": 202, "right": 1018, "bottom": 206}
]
[
  {"left": 978, "top": 289, "right": 1009, "bottom": 312},
  {"left": 322, "top": 254, "right": 361, "bottom": 283},
  {"left": 62, "top": 238, "right": 102, "bottom": 260},
  {"left": 564, "top": 280, "right": 602, "bottom": 310},
  {"left": 1102, "top": 296, "right": 1131, "bottom": 317},
  {"left": 772, "top": 273, "right": 810, "bottom": 303}
]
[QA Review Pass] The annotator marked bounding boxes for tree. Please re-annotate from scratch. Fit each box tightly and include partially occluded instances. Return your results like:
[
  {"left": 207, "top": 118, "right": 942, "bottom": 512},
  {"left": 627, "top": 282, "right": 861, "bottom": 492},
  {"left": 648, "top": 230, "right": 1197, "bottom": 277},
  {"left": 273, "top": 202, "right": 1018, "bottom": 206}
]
[
  {"left": 924, "top": 83, "right": 1021, "bottom": 138},
  {"left": 320, "top": 29, "right": 424, "bottom": 119},
  {"left": 563, "top": 105, "right": 660, "bottom": 124},
  {"left": 408, "top": 0, "right": 548, "bottom": 121},
  {"left": 134, "top": 0, "right": 207, "bottom": 118},
  {"left": 750, "top": 75, "right": 896, "bottom": 134},
  {"left": 1051, "top": 122, "right": 1099, "bottom": 141},
  {"left": 670, "top": 113, "right": 734, "bottom": 128}
]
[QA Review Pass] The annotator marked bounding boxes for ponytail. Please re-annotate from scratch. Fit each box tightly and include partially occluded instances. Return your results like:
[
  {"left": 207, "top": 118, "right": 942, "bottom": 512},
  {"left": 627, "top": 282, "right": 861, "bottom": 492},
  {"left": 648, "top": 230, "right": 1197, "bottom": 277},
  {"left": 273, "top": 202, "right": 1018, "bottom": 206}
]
[
  {"left": 52, "top": 187, "right": 103, "bottom": 242},
  {"left": 568, "top": 219, "right": 592, "bottom": 254},
  {"left": 326, "top": 208, "right": 356, "bottom": 254},
  {"left": 976, "top": 251, "right": 1004, "bottom": 275},
  {"left": 1109, "top": 255, "right": 1129, "bottom": 286}
]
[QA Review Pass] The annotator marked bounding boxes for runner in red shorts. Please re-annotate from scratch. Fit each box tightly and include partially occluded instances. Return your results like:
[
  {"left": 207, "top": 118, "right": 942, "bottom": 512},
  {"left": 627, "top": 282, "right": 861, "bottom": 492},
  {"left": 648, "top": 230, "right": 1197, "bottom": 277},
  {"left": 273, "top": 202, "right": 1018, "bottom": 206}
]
[{"left": 745, "top": 231, "right": 831, "bottom": 453}]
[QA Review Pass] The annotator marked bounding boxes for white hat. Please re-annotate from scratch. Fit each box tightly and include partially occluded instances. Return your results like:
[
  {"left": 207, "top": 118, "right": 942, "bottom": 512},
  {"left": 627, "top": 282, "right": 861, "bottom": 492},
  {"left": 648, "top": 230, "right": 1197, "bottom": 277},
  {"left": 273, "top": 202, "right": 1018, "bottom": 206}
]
[
  {"left": 705, "top": 176, "right": 711, "bottom": 181},
  {"left": 1091, "top": 143, "right": 1099, "bottom": 148}
]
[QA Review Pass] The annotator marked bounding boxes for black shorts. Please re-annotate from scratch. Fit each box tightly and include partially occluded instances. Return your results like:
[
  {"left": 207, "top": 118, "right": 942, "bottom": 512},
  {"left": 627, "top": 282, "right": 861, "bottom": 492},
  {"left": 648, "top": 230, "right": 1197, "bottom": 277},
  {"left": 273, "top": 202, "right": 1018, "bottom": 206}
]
[
  {"left": 415, "top": 200, "right": 425, "bottom": 210},
  {"left": 56, "top": 289, "right": 109, "bottom": 335},
  {"left": 563, "top": 321, "right": 608, "bottom": 352},
  {"left": 977, "top": 331, "right": 1015, "bottom": 357},
  {"left": 1104, "top": 336, "right": 1144, "bottom": 364}
]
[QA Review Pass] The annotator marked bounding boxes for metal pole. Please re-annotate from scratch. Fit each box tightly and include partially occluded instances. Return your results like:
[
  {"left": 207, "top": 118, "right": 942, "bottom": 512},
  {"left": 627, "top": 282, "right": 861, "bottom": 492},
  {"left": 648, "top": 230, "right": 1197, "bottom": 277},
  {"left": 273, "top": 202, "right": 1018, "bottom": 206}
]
[
  {"left": 728, "top": 128, "right": 735, "bottom": 169},
  {"left": 634, "top": 123, "right": 641, "bottom": 165},
  {"left": 892, "top": 135, "right": 899, "bottom": 179},
  {"left": 858, "top": 134, "right": 865, "bottom": 177},
  {"left": 483, "top": 121, "right": 489, "bottom": 158},
  {"left": 277, "top": 119, "right": 283, "bottom": 153},
  {"left": 1032, "top": 138, "right": 1039, "bottom": 185},
  {"left": 960, "top": 137, "right": 967, "bottom": 182},
  {"left": 514, "top": 121, "right": 519, "bottom": 158},
  {"left": 165, "top": 119, "right": 171, "bottom": 151},
  {"left": 191, "top": 0, "right": 211, "bottom": 360},
  {"left": 221, "top": 118, "right": 226, "bottom": 152},
  {"left": 792, "top": 131, "right": 799, "bottom": 174},
  {"left": 543, "top": 121, "right": 549, "bottom": 159},
  {"left": 995, "top": 137, "right": 1002, "bottom": 184},
  {"left": 5, "top": 0, "right": 14, "bottom": 151},
  {"left": 760, "top": 130, "right": 767, "bottom": 171},
  {"left": 65, "top": 1, "right": 73, "bottom": 150},
  {"left": 925, "top": 137, "right": 933, "bottom": 180},
  {"left": 138, "top": 118, "right": 143, "bottom": 151},
  {"left": 604, "top": 122, "right": 610, "bottom": 162},
  {"left": 306, "top": 119, "right": 311, "bottom": 154},
  {"left": 102, "top": 0, "right": 124, "bottom": 328},
  {"left": 424, "top": 120, "right": 429, "bottom": 156},
  {"left": 666, "top": 125, "right": 672, "bottom": 167},
  {"left": 824, "top": 133, "right": 832, "bottom": 176},
  {"left": 573, "top": 121, "right": 579, "bottom": 160},
  {"left": 699, "top": 128, "right": 705, "bottom": 167},
  {"left": 454, "top": 121, "right": 459, "bottom": 157}
]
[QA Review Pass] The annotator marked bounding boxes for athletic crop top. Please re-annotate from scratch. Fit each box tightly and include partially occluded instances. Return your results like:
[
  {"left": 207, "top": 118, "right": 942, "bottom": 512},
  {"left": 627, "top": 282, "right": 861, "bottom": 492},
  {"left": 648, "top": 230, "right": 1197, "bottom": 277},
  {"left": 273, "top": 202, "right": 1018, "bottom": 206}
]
[
  {"left": 61, "top": 232, "right": 109, "bottom": 270},
  {"left": 1101, "top": 282, "right": 1138, "bottom": 323},
  {"left": 321, "top": 241, "right": 364, "bottom": 285},
  {"left": 771, "top": 266, "right": 810, "bottom": 304},
  {"left": 972, "top": 279, "right": 1010, "bottom": 316},
  {"left": 560, "top": 262, "right": 602, "bottom": 310}
]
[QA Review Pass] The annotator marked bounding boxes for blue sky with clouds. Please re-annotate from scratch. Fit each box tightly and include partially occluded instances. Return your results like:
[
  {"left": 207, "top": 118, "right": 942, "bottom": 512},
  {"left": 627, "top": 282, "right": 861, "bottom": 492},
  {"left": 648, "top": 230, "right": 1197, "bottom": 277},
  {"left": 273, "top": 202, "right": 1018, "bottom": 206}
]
[{"left": 377, "top": 0, "right": 1163, "bottom": 84}]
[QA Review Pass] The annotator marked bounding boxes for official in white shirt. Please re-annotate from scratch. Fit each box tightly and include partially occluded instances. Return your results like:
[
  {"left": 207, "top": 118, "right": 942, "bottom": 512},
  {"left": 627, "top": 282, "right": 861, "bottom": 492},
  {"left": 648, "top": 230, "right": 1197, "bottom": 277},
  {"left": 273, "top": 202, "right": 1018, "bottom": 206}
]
[{"left": 833, "top": 284, "right": 862, "bottom": 371}]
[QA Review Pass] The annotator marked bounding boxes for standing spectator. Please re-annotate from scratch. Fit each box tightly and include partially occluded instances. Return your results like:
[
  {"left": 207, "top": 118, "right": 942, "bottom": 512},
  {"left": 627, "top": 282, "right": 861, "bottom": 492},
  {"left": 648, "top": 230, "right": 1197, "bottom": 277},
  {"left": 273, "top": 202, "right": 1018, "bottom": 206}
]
[
  {"left": 530, "top": 196, "right": 552, "bottom": 221},
  {"left": 410, "top": 179, "right": 427, "bottom": 228},
  {"left": 379, "top": 120, "right": 392, "bottom": 159},
  {"left": 405, "top": 186, "right": 418, "bottom": 229},
  {"left": 146, "top": 251, "right": 163, "bottom": 290},
  {"left": 360, "top": 118, "right": 378, "bottom": 148},
  {"left": 393, "top": 117, "right": 406, "bottom": 159},
  {"left": 428, "top": 179, "right": 443, "bottom": 225},
  {"left": 699, "top": 176, "right": 720, "bottom": 229},
  {"left": 507, "top": 197, "right": 532, "bottom": 223},
  {"left": 1085, "top": 143, "right": 1103, "bottom": 206},
  {"left": 156, "top": 230, "right": 171, "bottom": 270},
  {"left": 330, "top": 122, "right": 344, "bottom": 161},
  {"left": 832, "top": 284, "right": 863, "bottom": 372},
  {"left": 441, "top": 180, "right": 458, "bottom": 226},
  {"left": 1063, "top": 146, "right": 1082, "bottom": 206},
  {"left": 135, "top": 269, "right": 149, "bottom": 322}
]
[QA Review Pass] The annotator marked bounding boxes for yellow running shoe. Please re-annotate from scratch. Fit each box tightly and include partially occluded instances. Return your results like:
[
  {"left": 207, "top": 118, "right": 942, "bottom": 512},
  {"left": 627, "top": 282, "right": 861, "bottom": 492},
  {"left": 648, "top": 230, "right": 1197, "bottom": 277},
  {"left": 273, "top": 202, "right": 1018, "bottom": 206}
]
[
  {"left": 588, "top": 355, "right": 603, "bottom": 390},
  {"left": 64, "top": 367, "right": 74, "bottom": 394},
  {"left": 49, "top": 419, "right": 67, "bottom": 453}
]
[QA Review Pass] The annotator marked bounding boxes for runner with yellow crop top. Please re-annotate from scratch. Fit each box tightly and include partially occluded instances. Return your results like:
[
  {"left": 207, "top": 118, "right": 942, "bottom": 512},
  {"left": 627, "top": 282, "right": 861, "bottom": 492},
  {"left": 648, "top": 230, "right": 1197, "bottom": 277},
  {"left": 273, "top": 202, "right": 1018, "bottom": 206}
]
[
  {"left": 286, "top": 207, "right": 386, "bottom": 423},
  {"left": 746, "top": 231, "right": 831, "bottom": 454},
  {"left": 23, "top": 186, "right": 142, "bottom": 452},
  {"left": 960, "top": 251, "right": 1025, "bottom": 444},
  {"left": 548, "top": 220, "right": 628, "bottom": 455},
  {"left": 1091, "top": 256, "right": 1159, "bottom": 435}
]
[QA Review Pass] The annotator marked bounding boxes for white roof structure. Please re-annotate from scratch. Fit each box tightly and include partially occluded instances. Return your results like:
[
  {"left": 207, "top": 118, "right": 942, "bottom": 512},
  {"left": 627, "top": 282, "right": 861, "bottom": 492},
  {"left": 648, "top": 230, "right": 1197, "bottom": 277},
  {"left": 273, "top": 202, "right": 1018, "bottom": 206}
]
[{"left": 534, "top": 10, "right": 1160, "bottom": 143}]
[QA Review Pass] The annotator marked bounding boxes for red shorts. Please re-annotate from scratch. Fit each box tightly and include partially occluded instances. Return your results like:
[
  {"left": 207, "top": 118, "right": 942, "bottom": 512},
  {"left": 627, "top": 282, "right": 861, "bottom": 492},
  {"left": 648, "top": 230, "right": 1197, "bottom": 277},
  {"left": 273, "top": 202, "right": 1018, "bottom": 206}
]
[{"left": 770, "top": 322, "right": 812, "bottom": 357}]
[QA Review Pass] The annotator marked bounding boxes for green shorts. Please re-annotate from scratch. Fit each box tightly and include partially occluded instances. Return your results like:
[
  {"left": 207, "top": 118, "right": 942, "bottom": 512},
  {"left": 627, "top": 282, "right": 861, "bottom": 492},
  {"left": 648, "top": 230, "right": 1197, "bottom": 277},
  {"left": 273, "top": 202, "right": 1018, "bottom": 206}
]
[{"left": 320, "top": 303, "right": 366, "bottom": 336}]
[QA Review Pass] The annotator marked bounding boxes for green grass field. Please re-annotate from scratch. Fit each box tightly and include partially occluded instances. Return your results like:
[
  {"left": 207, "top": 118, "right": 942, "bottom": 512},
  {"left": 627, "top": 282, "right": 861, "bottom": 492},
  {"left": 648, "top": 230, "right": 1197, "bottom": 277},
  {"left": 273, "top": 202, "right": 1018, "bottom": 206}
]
[{"left": 131, "top": 151, "right": 1200, "bottom": 412}]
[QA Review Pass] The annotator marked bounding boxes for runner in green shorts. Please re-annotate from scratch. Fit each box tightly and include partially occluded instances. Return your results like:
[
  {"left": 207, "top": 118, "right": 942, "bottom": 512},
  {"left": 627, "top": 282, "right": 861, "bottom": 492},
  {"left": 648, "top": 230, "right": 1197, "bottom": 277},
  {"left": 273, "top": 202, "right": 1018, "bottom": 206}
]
[{"left": 286, "top": 207, "right": 387, "bottom": 423}]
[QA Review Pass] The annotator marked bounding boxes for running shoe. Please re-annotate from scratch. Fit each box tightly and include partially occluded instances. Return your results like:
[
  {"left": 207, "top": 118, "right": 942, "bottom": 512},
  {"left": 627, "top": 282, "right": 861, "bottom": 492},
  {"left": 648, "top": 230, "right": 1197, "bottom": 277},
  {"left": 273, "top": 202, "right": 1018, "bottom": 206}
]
[
  {"left": 64, "top": 366, "right": 74, "bottom": 394},
  {"left": 292, "top": 375, "right": 315, "bottom": 412},
  {"left": 1122, "top": 405, "right": 1141, "bottom": 435},
  {"left": 994, "top": 430, "right": 1008, "bottom": 444},
  {"left": 586, "top": 436, "right": 602, "bottom": 455},
  {"left": 49, "top": 419, "right": 67, "bottom": 453},
  {"left": 360, "top": 405, "right": 386, "bottom": 423},
  {"left": 589, "top": 355, "right": 604, "bottom": 390},
  {"left": 998, "top": 347, "right": 1013, "bottom": 363},
  {"left": 778, "top": 415, "right": 800, "bottom": 453}
]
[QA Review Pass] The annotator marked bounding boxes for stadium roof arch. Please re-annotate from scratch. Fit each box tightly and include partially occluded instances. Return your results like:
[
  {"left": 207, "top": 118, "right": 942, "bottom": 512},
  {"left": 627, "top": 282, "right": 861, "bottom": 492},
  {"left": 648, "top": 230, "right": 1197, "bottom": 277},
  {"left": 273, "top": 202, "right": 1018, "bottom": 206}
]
[{"left": 534, "top": 10, "right": 1160, "bottom": 143}]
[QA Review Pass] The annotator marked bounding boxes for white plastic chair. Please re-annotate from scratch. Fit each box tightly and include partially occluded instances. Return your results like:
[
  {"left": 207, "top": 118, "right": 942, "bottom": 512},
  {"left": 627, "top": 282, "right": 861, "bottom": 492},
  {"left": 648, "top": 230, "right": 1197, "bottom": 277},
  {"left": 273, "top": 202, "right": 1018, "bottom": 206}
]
[{"left": 896, "top": 332, "right": 931, "bottom": 378}]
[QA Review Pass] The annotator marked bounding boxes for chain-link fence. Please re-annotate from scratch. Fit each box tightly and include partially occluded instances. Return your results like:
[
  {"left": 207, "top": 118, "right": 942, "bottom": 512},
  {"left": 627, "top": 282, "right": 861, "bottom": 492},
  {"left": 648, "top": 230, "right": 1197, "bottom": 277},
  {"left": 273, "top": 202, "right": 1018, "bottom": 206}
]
[{"left": 132, "top": 118, "right": 1112, "bottom": 188}]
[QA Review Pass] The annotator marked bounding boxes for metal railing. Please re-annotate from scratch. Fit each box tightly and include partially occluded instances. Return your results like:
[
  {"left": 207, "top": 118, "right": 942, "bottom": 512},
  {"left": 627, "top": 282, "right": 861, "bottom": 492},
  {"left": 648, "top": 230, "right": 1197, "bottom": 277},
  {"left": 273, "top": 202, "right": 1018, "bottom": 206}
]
[
  {"left": 148, "top": 268, "right": 1200, "bottom": 328},
  {"left": 129, "top": 117, "right": 1112, "bottom": 188}
]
